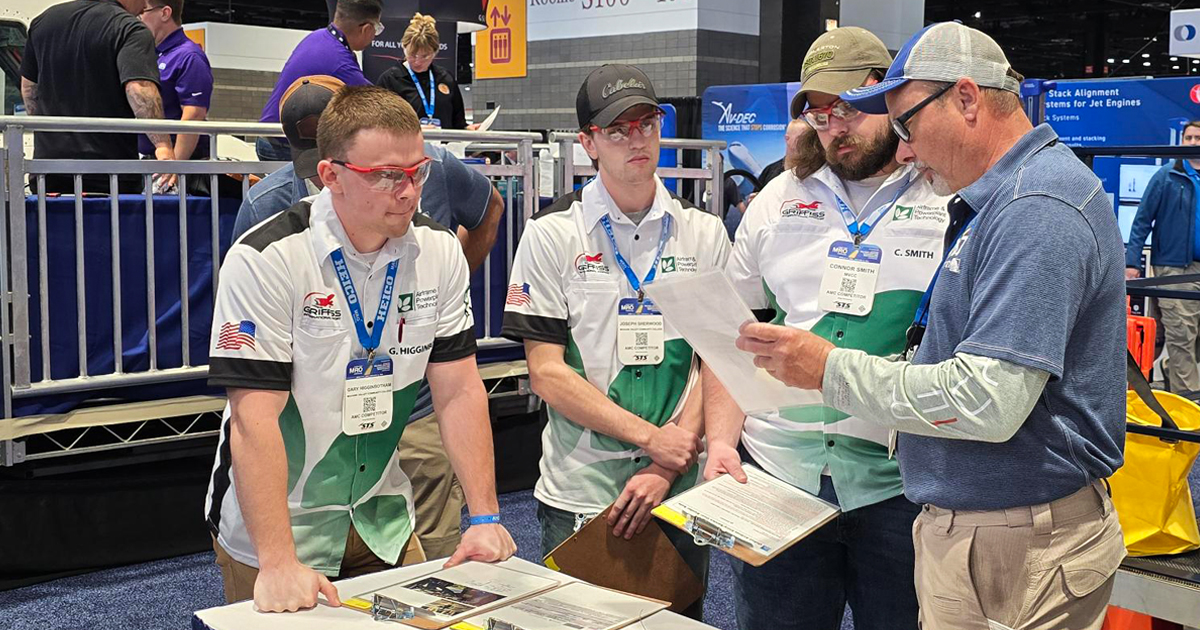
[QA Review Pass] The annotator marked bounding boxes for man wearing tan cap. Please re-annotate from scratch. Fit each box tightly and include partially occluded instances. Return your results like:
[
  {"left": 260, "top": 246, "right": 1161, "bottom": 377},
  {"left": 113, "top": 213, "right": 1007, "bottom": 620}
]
[
  {"left": 703, "top": 27, "right": 950, "bottom": 630},
  {"left": 737, "top": 22, "right": 1127, "bottom": 630}
]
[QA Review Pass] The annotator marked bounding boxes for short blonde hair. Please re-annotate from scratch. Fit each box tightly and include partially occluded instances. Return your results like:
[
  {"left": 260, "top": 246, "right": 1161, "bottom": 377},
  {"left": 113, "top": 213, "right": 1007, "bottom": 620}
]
[
  {"left": 317, "top": 86, "right": 421, "bottom": 161},
  {"left": 402, "top": 13, "right": 439, "bottom": 54}
]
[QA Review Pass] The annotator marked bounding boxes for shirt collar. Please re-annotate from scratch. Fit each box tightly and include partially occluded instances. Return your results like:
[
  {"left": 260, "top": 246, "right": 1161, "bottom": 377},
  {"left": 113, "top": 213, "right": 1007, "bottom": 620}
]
[
  {"left": 1183, "top": 160, "right": 1200, "bottom": 180},
  {"left": 308, "top": 188, "right": 419, "bottom": 267},
  {"left": 581, "top": 173, "right": 670, "bottom": 232},
  {"left": 156, "top": 27, "right": 188, "bottom": 55},
  {"left": 958, "top": 123, "right": 1059, "bottom": 212}
]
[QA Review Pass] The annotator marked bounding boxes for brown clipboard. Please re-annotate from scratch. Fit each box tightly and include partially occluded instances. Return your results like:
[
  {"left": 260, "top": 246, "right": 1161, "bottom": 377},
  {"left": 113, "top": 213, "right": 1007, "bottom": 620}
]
[{"left": 542, "top": 505, "right": 704, "bottom": 614}]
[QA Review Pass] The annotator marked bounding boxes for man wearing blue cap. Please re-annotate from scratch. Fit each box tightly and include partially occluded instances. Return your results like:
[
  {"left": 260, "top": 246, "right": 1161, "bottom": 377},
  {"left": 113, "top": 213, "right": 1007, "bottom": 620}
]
[{"left": 736, "top": 22, "right": 1127, "bottom": 630}]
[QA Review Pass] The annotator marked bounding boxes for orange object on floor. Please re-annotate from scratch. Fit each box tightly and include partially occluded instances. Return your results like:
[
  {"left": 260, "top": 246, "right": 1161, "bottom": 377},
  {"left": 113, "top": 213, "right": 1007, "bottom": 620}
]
[
  {"left": 1128, "top": 299, "right": 1157, "bottom": 381},
  {"left": 1102, "top": 606, "right": 1183, "bottom": 630}
]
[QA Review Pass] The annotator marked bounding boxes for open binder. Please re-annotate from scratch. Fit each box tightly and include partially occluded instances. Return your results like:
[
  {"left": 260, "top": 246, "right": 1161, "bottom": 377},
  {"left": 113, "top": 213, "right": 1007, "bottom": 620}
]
[{"left": 651, "top": 464, "right": 840, "bottom": 567}]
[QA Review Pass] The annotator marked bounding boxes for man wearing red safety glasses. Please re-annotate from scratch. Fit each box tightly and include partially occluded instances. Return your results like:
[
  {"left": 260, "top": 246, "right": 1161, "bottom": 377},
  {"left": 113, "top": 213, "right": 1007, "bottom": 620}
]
[
  {"left": 205, "top": 86, "right": 515, "bottom": 613},
  {"left": 501, "top": 64, "right": 730, "bottom": 621}
]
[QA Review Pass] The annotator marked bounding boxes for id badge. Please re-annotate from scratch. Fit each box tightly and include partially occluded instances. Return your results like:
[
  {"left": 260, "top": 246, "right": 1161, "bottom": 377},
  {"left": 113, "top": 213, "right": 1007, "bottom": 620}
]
[
  {"left": 342, "top": 356, "right": 394, "bottom": 436},
  {"left": 818, "top": 241, "right": 881, "bottom": 316},
  {"left": 420, "top": 117, "right": 442, "bottom": 128},
  {"left": 617, "top": 298, "right": 665, "bottom": 365}
]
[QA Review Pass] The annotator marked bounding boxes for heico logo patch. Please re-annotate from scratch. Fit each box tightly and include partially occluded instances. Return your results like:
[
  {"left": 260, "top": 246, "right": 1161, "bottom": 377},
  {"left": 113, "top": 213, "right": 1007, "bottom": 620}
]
[
  {"left": 396, "top": 293, "right": 415, "bottom": 313},
  {"left": 302, "top": 292, "right": 342, "bottom": 322},
  {"left": 781, "top": 199, "right": 825, "bottom": 220},
  {"left": 660, "top": 257, "right": 676, "bottom": 273},
  {"left": 574, "top": 252, "right": 610, "bottom": 275}
]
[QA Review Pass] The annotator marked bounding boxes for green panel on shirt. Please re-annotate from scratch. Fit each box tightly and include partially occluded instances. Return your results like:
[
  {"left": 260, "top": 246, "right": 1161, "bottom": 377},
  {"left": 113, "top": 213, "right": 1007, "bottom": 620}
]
[
  {"left": 300, "top": 380, "right": 422, "bottom": 509},
  {"left": 279, "top": 395, "right": 306, "bottom": 495},
  {"left": 591, "top": 338, "right": 694, "bottom": 452}
]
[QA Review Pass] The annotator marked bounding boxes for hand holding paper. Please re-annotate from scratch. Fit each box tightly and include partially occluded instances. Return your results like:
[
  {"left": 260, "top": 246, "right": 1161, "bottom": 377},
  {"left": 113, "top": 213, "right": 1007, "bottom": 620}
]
[{"left": 736, "top": 321, "right": 836, "bottom": 391}]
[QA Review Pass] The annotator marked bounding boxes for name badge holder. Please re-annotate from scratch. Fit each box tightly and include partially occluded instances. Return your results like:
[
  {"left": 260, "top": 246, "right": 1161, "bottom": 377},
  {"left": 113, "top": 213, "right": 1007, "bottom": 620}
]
[
  {"left": 599, "top": 213, "right": 673, "bottom": 367},
  {"left": 331, "top": 250, "right": 399, "bottom": 436}
]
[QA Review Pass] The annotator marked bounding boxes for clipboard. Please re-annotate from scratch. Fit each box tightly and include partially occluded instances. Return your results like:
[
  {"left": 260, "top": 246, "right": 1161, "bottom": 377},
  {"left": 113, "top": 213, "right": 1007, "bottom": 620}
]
[
  {"left": 541, "top": 505, "right": 704, "bottom": 614},
  {"left": 651, "top": 465, "right": 840, "bottom": 567}
]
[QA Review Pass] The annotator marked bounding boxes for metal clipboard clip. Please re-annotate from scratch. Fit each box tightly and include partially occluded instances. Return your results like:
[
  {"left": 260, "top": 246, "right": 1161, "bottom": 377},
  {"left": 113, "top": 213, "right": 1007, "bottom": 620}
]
[
  {"left": 371, "top": 594, "right": 417, "bottom": 623},
  {"left": 487, "top": 619, "right": 528, "bottom": 630},
  {"left": 683, "top": 513, "right": 736, "bottom": 549}
]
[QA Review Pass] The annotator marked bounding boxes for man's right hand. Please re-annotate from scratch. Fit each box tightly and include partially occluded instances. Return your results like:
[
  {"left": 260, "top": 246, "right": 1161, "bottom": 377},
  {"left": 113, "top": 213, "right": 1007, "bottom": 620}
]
[
  {"left": 253, "top": 560, "right": 341, "bottom": 613},
  {"left": 643, "top": 423, "right": 702, "bottom": 473},
  {"left": 703, "top": 441, "right": 748, "bottom": 483},
  {"left": 1125, "top": 267, "right": 1141, "bottom": 281}
]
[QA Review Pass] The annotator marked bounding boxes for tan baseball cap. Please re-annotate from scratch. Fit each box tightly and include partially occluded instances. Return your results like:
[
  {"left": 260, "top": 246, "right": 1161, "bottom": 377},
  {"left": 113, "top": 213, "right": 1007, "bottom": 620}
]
[{"left": 790, "top": 27, "right": 893, "bottom": 119}]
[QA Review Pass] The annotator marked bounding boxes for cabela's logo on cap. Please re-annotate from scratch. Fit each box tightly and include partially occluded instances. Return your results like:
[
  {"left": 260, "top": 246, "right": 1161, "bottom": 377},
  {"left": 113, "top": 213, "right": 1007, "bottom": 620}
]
[{"left": 602, "top": 78, "right": 647, "bottom": 99}]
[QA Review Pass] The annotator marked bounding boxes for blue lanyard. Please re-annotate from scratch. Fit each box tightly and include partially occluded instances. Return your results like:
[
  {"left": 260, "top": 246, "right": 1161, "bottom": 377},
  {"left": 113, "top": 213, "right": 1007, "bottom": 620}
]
[
  {"left": 599, "top": 212, "right": 673, "bottom": 302},
  {"left": 330, "top": 249, "right": 399, "bottom": 358},
  {"left": 832, "top": 176, "right": 916, "bottom": 245},
  {"left": 913, "top": 215, "right": 976, "bottom": 328},
  {"left": 405, "top": 64, "right": 436, "bottom": 118}
]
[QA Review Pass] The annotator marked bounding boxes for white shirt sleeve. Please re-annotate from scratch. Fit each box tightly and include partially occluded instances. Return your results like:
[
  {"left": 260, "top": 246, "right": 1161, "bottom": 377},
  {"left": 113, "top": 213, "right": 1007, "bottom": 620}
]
[
  {"left": 429, "top": 233, "right": 477, "bottom": 363},
  {"left": 501, "top": 218, "right": 569, "bottom": 346},
  {"left": 207, "top": 244, "right": 295, "bottom": 390}
]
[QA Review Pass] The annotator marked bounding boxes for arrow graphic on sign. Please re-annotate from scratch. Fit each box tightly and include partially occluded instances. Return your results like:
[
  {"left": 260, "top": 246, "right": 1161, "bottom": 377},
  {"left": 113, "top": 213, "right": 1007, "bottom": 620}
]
[{"left": 490, "top": 5, "right": 511, "bottom": 26}]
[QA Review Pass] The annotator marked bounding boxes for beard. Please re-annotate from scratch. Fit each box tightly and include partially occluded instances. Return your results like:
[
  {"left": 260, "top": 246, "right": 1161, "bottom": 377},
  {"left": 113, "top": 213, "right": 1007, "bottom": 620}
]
[
  {"left": 914, "top": 160, "right": 956, "bottom": 195},
  {"left": 825, "top": 125, "right": 900, "bottom": 181}
]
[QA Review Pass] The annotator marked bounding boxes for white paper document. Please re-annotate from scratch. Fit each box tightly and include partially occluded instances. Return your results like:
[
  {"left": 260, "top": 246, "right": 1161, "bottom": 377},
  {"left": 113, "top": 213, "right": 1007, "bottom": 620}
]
[
  {"left": 460, "top": 582, "right": 667, "bottom": 630},
  {"left": 661, "top": 464, "right": 839, "bottom": 557},
  {"left": 357, "top": 561, "right": 558, "bottom": 624},
  {"left": 642, "top": 271, "right": 823, "bottom": 415}
]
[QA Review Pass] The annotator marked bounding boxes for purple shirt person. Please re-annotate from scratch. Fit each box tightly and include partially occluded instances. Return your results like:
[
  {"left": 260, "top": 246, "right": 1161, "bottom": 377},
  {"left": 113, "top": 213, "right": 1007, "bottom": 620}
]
[
  {"left": 138, "top": 0, "right": 213, "bottom": 160},
  {"left": 254, "top": 0, "right": 382, "bottom": 161}
]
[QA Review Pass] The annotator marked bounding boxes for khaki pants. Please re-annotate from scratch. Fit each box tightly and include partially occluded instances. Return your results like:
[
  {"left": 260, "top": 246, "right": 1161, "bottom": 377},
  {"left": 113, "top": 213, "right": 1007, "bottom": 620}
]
[
  {"left": 913, "top": 482, "right": 1125, "bottom": 630},
  {"left": 398, "top": 412, "right": 465, "bottom": 559},
  {"left": 213, "top": 525, "right": 426, "bottom": 604},
  {"left": 1152, "top": 262, "right": 1200, "bottom": 392}
]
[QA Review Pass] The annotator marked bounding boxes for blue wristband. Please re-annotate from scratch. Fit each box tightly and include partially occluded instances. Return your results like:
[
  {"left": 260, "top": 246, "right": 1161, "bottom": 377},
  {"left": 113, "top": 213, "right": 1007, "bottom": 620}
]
[{"left": 469, "top": 514, "right": 501, "bottom": 526}]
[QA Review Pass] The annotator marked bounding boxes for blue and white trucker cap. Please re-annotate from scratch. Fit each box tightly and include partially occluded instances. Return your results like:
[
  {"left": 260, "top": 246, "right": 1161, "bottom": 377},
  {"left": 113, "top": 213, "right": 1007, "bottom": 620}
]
[{"left": 841, "top": 22, "right": 1022, "bottom": 115}]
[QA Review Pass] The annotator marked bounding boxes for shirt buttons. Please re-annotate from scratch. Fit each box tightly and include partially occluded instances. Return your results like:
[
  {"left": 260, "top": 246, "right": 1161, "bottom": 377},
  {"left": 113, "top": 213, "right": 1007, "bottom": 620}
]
[
  {"left": 359, "top": 464, "right": 367, "bottom": 472},
  {"left": 827, "top": 440, "right": 835, "bottom": 447},
  {"left": 633, "top": 457, "right": 642, "bottom": 464},
  {"left": 366, "top": 321, "right": 373, "bottom": 328},
  {"left": 634, "top": 234, "right": 641, "bottom": 241},
  {"left": 835, "top": 330, "right": 844, "bottom": 339},
  {"left": 635, "top": 369, "right": 643, "bottom": 378}
]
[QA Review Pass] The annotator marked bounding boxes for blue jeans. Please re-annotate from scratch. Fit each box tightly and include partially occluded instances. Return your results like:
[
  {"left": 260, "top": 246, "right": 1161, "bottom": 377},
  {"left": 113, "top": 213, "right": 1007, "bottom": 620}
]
[
  {"left": 255, "top": 136, "right": 292, "bottom": 162},
  {"left": 730, "top": 469, "right": 920, "bottom": 630},
  {"left": 537, "top": 501, "right": 709, "bottom": 621}
]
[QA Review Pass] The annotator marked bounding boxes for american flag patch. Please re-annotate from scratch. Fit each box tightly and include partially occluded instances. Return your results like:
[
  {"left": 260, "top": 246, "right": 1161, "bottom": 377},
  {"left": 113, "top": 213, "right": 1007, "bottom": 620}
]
[
  {"left": 505, "top": 283, "right": 531, "bottom": 306},
  {"left": 216, "top": 320, "right": 257, "bottom": 351}
]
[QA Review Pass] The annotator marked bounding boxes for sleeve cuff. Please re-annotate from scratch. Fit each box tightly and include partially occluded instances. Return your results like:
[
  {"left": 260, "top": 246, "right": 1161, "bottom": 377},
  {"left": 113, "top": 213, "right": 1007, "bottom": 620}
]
[
  {"left": 501, "top": 313, "right": 568, "bottom": 346},
  {"left": 430, "top": 329, "right": 477, "bottom": 363},
  {"left": 821, "top": 348, "right": 863, "bottom": 411},
  {"left": 208, "top": 357, "right": 292, "bottom": 391}
]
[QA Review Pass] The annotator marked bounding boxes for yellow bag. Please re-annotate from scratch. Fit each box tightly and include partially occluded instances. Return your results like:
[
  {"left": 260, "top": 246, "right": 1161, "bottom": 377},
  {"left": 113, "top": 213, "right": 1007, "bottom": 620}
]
[{"left": 1111, "top": 388, "right": 1200, "bottom": 556}]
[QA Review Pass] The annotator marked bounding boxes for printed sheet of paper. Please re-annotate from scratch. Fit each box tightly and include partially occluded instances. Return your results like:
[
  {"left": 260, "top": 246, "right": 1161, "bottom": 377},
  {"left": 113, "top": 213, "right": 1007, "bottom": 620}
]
[
  {"left": 358, "top": 561, "right": 558, "bottom": 625},
  {"left": 458, "top": 582, "right": 667, "bottom": 630},
  {"left": 642, "top": 271, "right": 823, "bottom": 415},
  {"left": 661, "top": 464, "right": 839, "bottom": 557}
]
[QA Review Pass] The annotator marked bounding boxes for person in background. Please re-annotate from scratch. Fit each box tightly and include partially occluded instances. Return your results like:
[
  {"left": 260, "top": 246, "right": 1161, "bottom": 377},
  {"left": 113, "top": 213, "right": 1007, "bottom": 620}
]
[
  {"left": 378, "top": 13, "right": 470, "bottom": 130},
  {"left": 255, "top": 0, "right": 381, "bottom": 161},
  {"left": 753, "top": 118, "right": 809, "bottom": 195},
  {"left": 20, "top": 0, "right": 175, "bottom": 193},
  {"left": 1125, "top": 120, "right": 1200, "bottom": 392},
  {"left": 137, "top": 0, "right": 213, "bottom": 164}
]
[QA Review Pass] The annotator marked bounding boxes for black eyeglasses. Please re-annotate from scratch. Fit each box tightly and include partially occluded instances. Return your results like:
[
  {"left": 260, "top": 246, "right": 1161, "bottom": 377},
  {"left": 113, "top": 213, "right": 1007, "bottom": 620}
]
[{"left": 890, "top": 82, "right": 956, "bottom": 143}]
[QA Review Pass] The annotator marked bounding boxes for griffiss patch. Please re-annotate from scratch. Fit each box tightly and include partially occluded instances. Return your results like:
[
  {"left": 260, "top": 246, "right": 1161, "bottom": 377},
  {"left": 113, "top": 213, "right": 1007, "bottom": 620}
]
[
  {"left": 302, "top": 291, "right": 342, "bottom": 322},
  {"left": 574, "top": 252, "right": 611, "bottom": 275},
  {"left": 780, "top": 199, "right": 826, "bottom": 220}
]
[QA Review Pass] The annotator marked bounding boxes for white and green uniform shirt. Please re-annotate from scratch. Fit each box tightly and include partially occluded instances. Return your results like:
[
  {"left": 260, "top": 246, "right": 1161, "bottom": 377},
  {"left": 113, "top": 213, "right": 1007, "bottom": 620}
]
[
  {"left": 205, "top": 188, "right": 475, "bottom": 574},
  {"left": 728, "top": 165, "right": 950, "bottom": 511},
  {"left": 502, "top": 175, "right": 731, "bottom": 514}
]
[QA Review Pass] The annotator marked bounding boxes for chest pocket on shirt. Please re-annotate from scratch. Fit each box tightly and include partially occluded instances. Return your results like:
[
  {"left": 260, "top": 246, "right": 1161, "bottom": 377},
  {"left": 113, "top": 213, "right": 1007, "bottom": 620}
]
[
  {"left": 292, "top": 325, "right": 352, "bottom": 411},
  {"left": 391, "top": 320, "right": 437, "bottom": 386},
  {"left": 565, "top": 279, "right": 619, "bottom": 350}
]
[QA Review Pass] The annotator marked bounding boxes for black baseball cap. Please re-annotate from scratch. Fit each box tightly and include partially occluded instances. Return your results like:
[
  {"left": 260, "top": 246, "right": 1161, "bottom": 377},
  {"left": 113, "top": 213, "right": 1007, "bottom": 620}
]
[
  {"left": 279, "top": 75, "right": 345, "bottom": 179},
  {"left": 576, "top": 64, "right": 662, "bottom": 130}
]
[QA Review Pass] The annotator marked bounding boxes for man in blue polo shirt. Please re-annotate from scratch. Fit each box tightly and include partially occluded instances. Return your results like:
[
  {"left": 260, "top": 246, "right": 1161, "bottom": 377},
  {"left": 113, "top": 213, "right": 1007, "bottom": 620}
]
[
  {"left": 738, "top": 22, "right": 1126, "bottom": 630},
  {"left": 255, "top": 0, "right": 380, "bottom": 161},
  {"left": 137, "top": 0, "right": 212, "bottom": 162}
]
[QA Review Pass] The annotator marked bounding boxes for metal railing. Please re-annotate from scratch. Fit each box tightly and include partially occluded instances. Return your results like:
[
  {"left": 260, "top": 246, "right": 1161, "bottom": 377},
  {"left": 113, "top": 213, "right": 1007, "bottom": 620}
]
[
  {"left": 549, "top": 133, "right": 726, "bottom": 215},
  {"left": 0, "top": 116, "right": 539, "bottom": 426}
]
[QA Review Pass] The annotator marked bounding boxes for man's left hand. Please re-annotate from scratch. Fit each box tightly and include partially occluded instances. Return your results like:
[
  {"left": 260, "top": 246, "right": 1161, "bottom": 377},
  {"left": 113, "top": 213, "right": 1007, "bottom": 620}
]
[
  {"left": 736, "top": 321, "right": 835, "bottom": 391},
  {"left": 607, "top": 463, "right": 674, "bottom": 540},
  {"left": 443, "top": 523, "right": 517, "bottom": 568}
]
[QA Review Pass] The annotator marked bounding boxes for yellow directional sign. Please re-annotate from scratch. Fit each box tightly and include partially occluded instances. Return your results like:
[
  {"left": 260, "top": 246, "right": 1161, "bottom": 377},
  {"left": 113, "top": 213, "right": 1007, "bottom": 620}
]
[{"left": 475, "top": 0, "right": 527, "bottom": 79}]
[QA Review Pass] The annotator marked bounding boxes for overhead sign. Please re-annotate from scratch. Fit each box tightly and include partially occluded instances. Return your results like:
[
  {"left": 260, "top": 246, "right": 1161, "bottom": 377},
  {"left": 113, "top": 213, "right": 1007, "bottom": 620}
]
[
  {"left": 527, "top": 0, "right": 757, "bottom": 42},
  {"left": 1043, "top": 77, "right": 1200, "bottom": 146},
  {"left": 701, "top": 82, "right": 800, "bottom": 182},
  {"left": 1171, "top": 9, "right": 1200, "bottom": 57},
  {"left": 475, "top": 0, "right": 527, "bottom": 79}
]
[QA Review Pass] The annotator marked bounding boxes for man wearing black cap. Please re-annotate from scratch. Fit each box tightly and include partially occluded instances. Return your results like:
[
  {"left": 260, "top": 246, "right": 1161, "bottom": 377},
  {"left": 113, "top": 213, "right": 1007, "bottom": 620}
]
[
  {"left": 233, "top": 75, "right": 506, "bottom": 564},
  {"left": 501, "top": 64, "right": 731, "bottom": 620}
]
